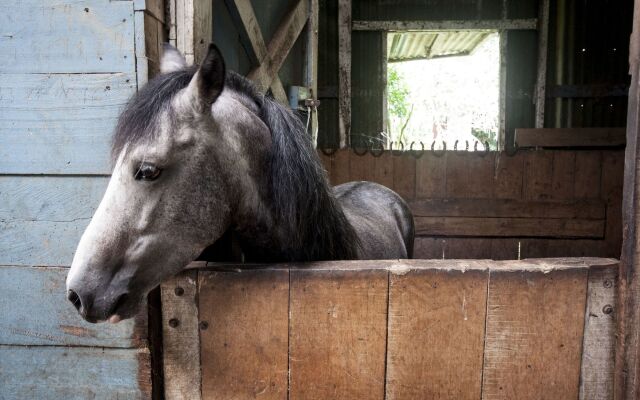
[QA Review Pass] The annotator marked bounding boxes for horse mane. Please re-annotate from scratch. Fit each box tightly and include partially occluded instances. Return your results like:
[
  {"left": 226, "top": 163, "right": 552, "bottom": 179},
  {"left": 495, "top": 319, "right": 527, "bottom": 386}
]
[{"left": 112, "top": 68, "right": 360, "bottom": 261}]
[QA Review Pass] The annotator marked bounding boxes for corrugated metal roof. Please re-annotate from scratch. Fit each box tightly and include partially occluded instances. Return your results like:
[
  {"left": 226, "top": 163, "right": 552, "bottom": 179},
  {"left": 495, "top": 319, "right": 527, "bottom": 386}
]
[{"left": 388, "top": 31, "right": 492, "bottom": 62}]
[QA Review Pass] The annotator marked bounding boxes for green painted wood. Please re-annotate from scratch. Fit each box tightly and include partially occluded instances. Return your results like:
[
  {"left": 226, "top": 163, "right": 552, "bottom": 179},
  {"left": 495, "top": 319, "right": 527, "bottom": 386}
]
[
  {"left": 0, "top": 176, "right": 108, "bottom": 266},
  {"left": 0, "top": 266, "right": 146, "bottom": 347},
  {"left": 0, "top": 346, "right": 151, "bottom": 399},
  {"left": 0, "top": 0, "right": 135, "bottom": 74},
  {"left": 0, "top": 72, "right": 133, "bottom": 174}
]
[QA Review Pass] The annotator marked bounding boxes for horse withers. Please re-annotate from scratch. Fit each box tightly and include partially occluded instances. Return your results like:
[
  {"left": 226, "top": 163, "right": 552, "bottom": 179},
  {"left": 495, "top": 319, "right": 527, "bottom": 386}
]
[{"left": 66, "top": 43, "right": 414, "bottom": 323}]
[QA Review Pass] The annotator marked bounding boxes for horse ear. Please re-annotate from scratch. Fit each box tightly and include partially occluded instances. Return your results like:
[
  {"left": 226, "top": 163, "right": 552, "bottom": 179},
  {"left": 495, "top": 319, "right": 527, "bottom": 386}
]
[
  {"left": 160, "top": 43, "right": 187, "bottom": 74},
  {"left": 186, "top": 44, "right": 226, "bottom": 111}
]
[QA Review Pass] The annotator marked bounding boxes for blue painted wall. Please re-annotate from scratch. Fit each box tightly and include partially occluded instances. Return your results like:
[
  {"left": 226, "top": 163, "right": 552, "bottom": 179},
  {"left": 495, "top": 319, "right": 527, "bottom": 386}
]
[{"left": 0, "top": 0, "right": 152, "bottom": 397}]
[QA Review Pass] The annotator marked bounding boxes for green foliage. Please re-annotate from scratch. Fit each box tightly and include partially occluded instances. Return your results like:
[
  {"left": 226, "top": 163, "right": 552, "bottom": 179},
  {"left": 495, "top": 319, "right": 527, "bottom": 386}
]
[
  {"left": 471, "top": 128, "right": 498, "bottom": 149},
  {"left": 387, "top": 65, "right": 412, "bottom": 140}
]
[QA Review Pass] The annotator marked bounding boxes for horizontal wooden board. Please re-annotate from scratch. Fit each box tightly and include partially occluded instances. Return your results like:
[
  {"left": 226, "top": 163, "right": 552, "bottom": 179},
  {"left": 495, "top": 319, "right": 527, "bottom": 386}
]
[
  {"left": 415, "top": 216, "right": 605, "bottom": 238},
  {"left": 409, "top": 198, "right": 605, "bottom": 219},
  {"left": 0, "top": 346, "right": 150, "bottom": 399},
  {"left": 0, "top": 266, "right": 146, "bottom": 347},
  {"left": 0, "top": 176, "right": 108, "bottom": 266},
  {"left": 0, "top": 0, "right": 135, "bottom": 74},
  {"left": 0, "top": 72, "right": 133, "bottom": 174},
  {"left": 516, "top": 128, "right": 626, "bottom": 148}
]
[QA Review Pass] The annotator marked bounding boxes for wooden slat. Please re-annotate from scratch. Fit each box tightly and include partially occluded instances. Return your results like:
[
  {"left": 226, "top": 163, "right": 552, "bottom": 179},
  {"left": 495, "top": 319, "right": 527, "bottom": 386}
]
[
  {"left": 481, "top": 268, "right": 588, "bottom": 399},
  {"left": 352, "top": 19, "right": 538, "bottom": 31},
  {"left": 524, "top": 151, "right": 554, "bottom": 200},
  {"left": 135, "top": 0, "right": 165, "bottom": 22},
  {"left": 330, "top": 149, "right": 350, "bottom": 185},
  {"left": 416, "top": 153, "right": 446, "bottom": 198},
  {"left": 162, "top": 271, "right": 202, "bottom": 400},
  {"left": 386, "top": 268, "right": 488, "bottom": 400},
  {"left": 490, "top": 238, "right": 520, "bottom": 260},
  {"left": 444, "top": 238, "right": 493, "bottom": 259},
  {"left": 393, "top": 154, "right": 416, "bottom": 200},
  {"left": 415, "top": 216, "right": 605, "bottom": 238},
  {"left": 516, "top": 128, "right": 626, "bottom": 148},
  {"left": 550, "top": 151, "right": 576, "bottom": 199},
  {"left": 198, "top": 270, "right": 289, "bottom": 400},
  {"left": 494, "top": 152, "right": 525, "bottom": 199},
  {"left": 575, "top": 151, "right": 603, "bottom": 199},
  {"left": 175, "top": 0, "right": 212, "bottom": 64},
  {"left": 289, "top": 269, "right": 388, "bottom": 399},
  {"left": 446, "top": 153, "right": 495, "bottom": 198},
  {"left": 338, "top": 0, "right": 352, "bottom": 148},
  {"left": 579, "top": 266, "right": 617, "bottom": 400},
  {"left": 409, "top": 198, "right": 605, "bottom": 219},
  {"left": 348, "top": 152, "right": 375, "bottom": 182},
  {"left": 0, "top": 72, "right": 134, "bottom": 174},
  {"left": 0, "top": 266, "right": 146, "bottom": 347},
  {"left": 0, "top": 346, "right": 151, "bottom": 400},
  {"left": 373, "top": 151, "right": 394, "bottom": 189}
]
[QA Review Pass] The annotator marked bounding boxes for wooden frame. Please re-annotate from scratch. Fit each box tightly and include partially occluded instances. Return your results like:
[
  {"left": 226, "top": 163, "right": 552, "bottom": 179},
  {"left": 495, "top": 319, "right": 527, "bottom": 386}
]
[
  {"left": 515, "top": 128, "right": 626, "bottom": 148},
  {"left": 352, "top": 19, "right": 538, "bottom": 31},
  {"left": 535, "top": 0, "right": 550, "bottom": 128},
  {"left": 338, "top": 0, "right": 352, "bottom": 148}
]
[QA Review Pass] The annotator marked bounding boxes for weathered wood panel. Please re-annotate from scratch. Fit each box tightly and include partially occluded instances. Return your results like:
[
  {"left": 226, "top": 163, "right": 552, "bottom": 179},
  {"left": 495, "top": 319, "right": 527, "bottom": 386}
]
[
  {"left": 386, "top": 268, "right": 488, "bottom": 400},
  {"left": 0, "top": 0, "right": 135, "bottom": 74},
  {"left": 0, "top": 346, "right": 151, "bottom": 400},
  {"left": 482, "top": 268, "right": 588, "bottom": 399},
  {"left": 0, "top": 266, "right": 146, "bottom": 347},
  {"left": 289, "top": 269, "right": 388, "bottom": 399},
  {"left": 516, "top": 128, "right": 626, "bottom": 148},
  {"left": 199, "top": 270, "right": 289, "bottom": 400},
  {"left": 0, "top": 72, "right": 134, "bottom": 174},
  {"left": 0, "top": 176, "right": 108, "bottom": 266}
]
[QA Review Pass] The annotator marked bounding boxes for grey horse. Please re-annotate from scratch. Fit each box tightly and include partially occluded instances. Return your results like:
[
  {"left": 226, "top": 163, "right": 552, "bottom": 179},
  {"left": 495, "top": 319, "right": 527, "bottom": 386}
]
[{"left": 66, "top": 44, "right": 414, "bottom": 323}]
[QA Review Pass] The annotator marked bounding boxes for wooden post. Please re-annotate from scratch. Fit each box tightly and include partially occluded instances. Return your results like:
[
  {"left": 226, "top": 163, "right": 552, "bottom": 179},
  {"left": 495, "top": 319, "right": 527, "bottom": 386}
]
[
  {"left": 338, "top": 0, "right": 351, "bottom": 148},
  {"left": 615, "top": 1, "right": 640, "bottom": 398},
  {"left": 171, "top": 0, "right": 212, "bottom": 64},
  {"left": 305, "top": 0, "right": 319, "bottom": 144},
  {"left": 535, "top": 0, "right": 550, "bottom": 128}
]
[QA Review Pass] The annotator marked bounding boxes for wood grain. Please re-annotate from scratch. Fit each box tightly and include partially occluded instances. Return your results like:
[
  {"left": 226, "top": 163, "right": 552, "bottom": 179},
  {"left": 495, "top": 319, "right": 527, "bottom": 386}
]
[
  {"left": 386, "top": 268, "right": 488, "bottom": 399},
  {"left": 199, "top": 270, "right": 289, "bottom": 400},
  {"left": 349, "top": 152, "right": 376, "bottom": 182},
  {"left": 574, "top": 151, "right": 602, "bottom": 199},
  {"left": 416, "top": 153, "right": 446, "bottom": 198},
  {"left": 494, "top": 152, "right": 525, "bottom": 199},
  {"left": 331, "top": 149, "right": 351, "bottom": 185},
  {"left": 482, "top": 268, "right": 588, "bottom": 399},
  {"left": 393, "top": 154, "right": 416, "bottom": 199},
  {"left": 289, "top": 269, "right": 388, "bottom": 399},
  {"left": 373, "top": 151, "right": 394, "bottom": 189},
  {"left": 515, "top": 128, "right": 626, "bottom": 148},
  {"left": 524, "top": 151, "right": 554, "bottom": 200}
]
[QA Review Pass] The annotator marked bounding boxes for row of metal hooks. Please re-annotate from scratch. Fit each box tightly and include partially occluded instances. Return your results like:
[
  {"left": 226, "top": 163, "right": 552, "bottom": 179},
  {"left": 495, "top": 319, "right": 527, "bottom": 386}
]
[{"left": 318, "top": 139, "right": 505, "bottom": 158}]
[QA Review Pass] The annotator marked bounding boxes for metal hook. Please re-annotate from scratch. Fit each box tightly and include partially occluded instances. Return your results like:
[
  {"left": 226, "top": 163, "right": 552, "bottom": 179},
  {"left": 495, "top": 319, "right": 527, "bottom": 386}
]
[
  {"left": 431, "top": 140, "right": 446, "bottom": 157},
  {"left": 352, "top": 146, "right": 368, "bottom": 156},
  {"left": 409, "top": 141, "right": 425, "bottom": 159},
  {"left": 369, "top": 142, "right": 385, "bottom": 157},
  {"left": 390, "top": 141, "right": 405, "bottom": 156},
  {"left": 320, "top": 147, "right": 338, "bottom": 156}
]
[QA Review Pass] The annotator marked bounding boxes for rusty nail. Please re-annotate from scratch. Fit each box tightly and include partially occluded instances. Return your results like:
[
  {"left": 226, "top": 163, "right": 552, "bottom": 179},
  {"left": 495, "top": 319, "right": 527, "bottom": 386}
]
[
  {"left": 603, "top": 305, "right": 614, "bottom": 315},
  {"left": 603, "top": 279, "right": 613, "bottom": 288},
  {"left": 174, "top": 287, "right": 184, "bottom": 296},
  {"left": 169, "top": 318, "right": 180, "bottom": 328},
  {"left": 84, "top": 7, "right": 89, "bottom": 12},
  {"left": 199, "top": 321, "right": 209, "bottom": 330}
]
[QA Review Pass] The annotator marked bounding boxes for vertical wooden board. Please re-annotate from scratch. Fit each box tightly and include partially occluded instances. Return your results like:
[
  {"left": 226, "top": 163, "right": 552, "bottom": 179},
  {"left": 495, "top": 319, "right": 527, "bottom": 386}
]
[
  {"left": 579, "top": 266, "right": 617, "bottom": 400},
  {"left": 198, "top": 270, "right": 289, "bottom": 400},
  {"left": 289, "top": 269, "right": 388, "bottom": 399},
  {"left": 481, "top": 268, "right": 588, "bottom": 400},
  {"left": 0, "top": 346, "right": 151, "bottom": 400},
  {"left": 524, "top": 151, "right": 554, "bottom": 200},
  {"left": 445, "top": 238, "right": 493, "bottom": 259},
  {"left": 162, "top": 271, "right": 201, "bottom": 400},
  {"left": 349, "top": 152, "right": 376, "bottom": 182},
  {"left": 490, "top": 239, "right": 520, "bottom": 260},
  {"left": 416, "top": 153, "right": 446, "bottom": 198},
  {"left": 413, "top": 237, "right": 445, "bottom": 259},
  {"left": 574, "top": 151, "right": 602, "bottom": 199},
  {"left": 373, "top": 151, "right": 394, "bottom": 189},
  {"left": 317, "top": 150, "right": 333, "bottom": 182},
  {"left": 446, "top": 153, "right": 494, "bottom": 198},
  {"left": 550, "top": 151, "right": 576, "bottom": 200},
  {"left": 393, "top": 154, "right": 416, "bottom": 200},
  {"left": 386, "top": 269, "right": 488, "bottom": 400},
  {"left": 331, "top": 149, "right": 351, "bottom": 185},
  {"left": 601, "top": 151, "right": 624, "bottom": 257},
  {"left": 0, "top": 266, "right": 146, "bottom": 347},
  {"left": 494, "top": 152, "right": 525, "bottom": 199}
]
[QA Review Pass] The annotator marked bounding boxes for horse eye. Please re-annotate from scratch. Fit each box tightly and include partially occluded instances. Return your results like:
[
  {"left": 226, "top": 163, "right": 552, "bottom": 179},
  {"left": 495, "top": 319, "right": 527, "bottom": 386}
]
[{"left": 134, "top": 162, "right": 162, "bottom": 181}]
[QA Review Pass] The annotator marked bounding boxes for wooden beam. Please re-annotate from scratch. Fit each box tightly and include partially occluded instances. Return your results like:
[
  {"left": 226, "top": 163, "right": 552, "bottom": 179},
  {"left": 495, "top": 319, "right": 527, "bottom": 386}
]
[
  {"left": 535, "top": 0, "right": 550, "bottom": 128},
  {"left": 515, "top": 128, "right": 626, "bottom": 148},
  {"left": 352, "top": 19, "right": 538, "bottom": 31},
  {"left": 615, "top": 0, "right": 640, "bottom": 397},
  {"left": 247, "top": 0, "right": 309, "bottom": 96},
  {"left": 224, "top": 0, "right": 288, "bottom": 104},
  {"left": 338, "top": 0, "right": 351, "bottom": 148},
  {"left": 547, "top": 84, "right": 629, "bottom": 98},
  {"left": 174, "top": 0, "right": 212, "bottom": 64},
  {"left": 305, "top": 0, "right": 319, "bottom": 144}
]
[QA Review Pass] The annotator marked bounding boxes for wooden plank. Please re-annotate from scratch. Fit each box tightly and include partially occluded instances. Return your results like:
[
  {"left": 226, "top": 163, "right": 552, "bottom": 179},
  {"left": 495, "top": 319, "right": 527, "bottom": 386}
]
[
  {"left": 444, "top": 238, "right": 493, "bottom": 259},
  {"left": 550, "top": 151, "right": 576, "bottom": 199},
  {"left": 446, "top": 153, "right": 494, "bottom": 198},
  {"left": 413, "top": 237, "right": 445, "bottom": 259},
  {"left": 247, "top": 0, "right": 309, "bottom": 94},
  {"left": 409, "top": 198, "right": 605, "bottom": 219},
  {"left": 0, "top": 266, "right": 146, "bottom": 347},
  {"left": 601, "top": 151, "right": 624, "bottom": 257},
  {"left": 490, "top": 238, "right": 520, "bottom": 260},
  {"left": 481, "top": 268, "right": 588, "bottom": 399},
  {"left": 386, "top": 268, "right": 488, "bottom": 400},
  {"left": 352, "top": 19, "right": 538, "bottom": 30},
  {"left": 574, "top": 151, "right": 603, "bottom": 199},
  {"left": 415, "top": 216, "right": 605, "bottom": 238},
  {"left": 524, "top": 151, "right": 554, "bottom": 200},
  {"left": 0, "top": 346, "right": 151, "bottom": 399},
  {"left": 162, "top": 271, "right": 201, "bottom": 400},
  {"left": 494, "top": 152, "right": 525, "bottom": 199},
  {"left": 135, "top": 0, "right": 165, "bottom": 22},
  {"left": 393, "top": 154, "right": 416, "bottom": 200},
  {"left": 0, "top": 1, "right": 135, "bottom": 74},
  {"left": 0, "top": 176, "right": 108, "bottom": 266},
  {"left": 534, "top": 0, "right": 549, "bottom": 128},
  {"left": 175, "top": 0, "right": 212, "bottom": 64},
  {"left": 0, "top": 73, "right": 134, "bottom": 174},
  {"left": 348, "top": 152, "right": 375, "bottom": 182},
  {"left": 416, "top": 153, "right": 446, "bottom": 198},
  {"left": 373, "top": 151, "right": 394, "bottom": 189},
  {"left": 579, "top": 266, "right": 617, "bottom": 400},
  {"left": 338, "top": 0, "right": 352, "bottom": 148},
  {"left": 198, "top": 270, "right": 289, "bottom": 400},
  {"left": 330, "top": 149, "right": 351, "bottom": 185},
  {"left": 516, "top": 128, "right": 626, "bottom": 148},
  {"left": 224, "top": 0, "right": 288, "bottom": 103},
  {"left": 289, "top": 269, "right": 387, "bottom": 399}
]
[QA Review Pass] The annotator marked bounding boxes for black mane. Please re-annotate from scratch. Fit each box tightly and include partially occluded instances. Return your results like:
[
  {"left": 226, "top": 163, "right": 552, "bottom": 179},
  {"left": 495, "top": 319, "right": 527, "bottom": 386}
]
[{"left": 112, "top": 69, "right": 360, "bottom": 261}]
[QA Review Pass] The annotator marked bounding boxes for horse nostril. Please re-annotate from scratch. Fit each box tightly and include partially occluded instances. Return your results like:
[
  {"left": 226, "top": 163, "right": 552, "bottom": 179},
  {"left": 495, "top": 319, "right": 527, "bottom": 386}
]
[{"left": 67, "top": 289, "right": 82, "bottom": 312}]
